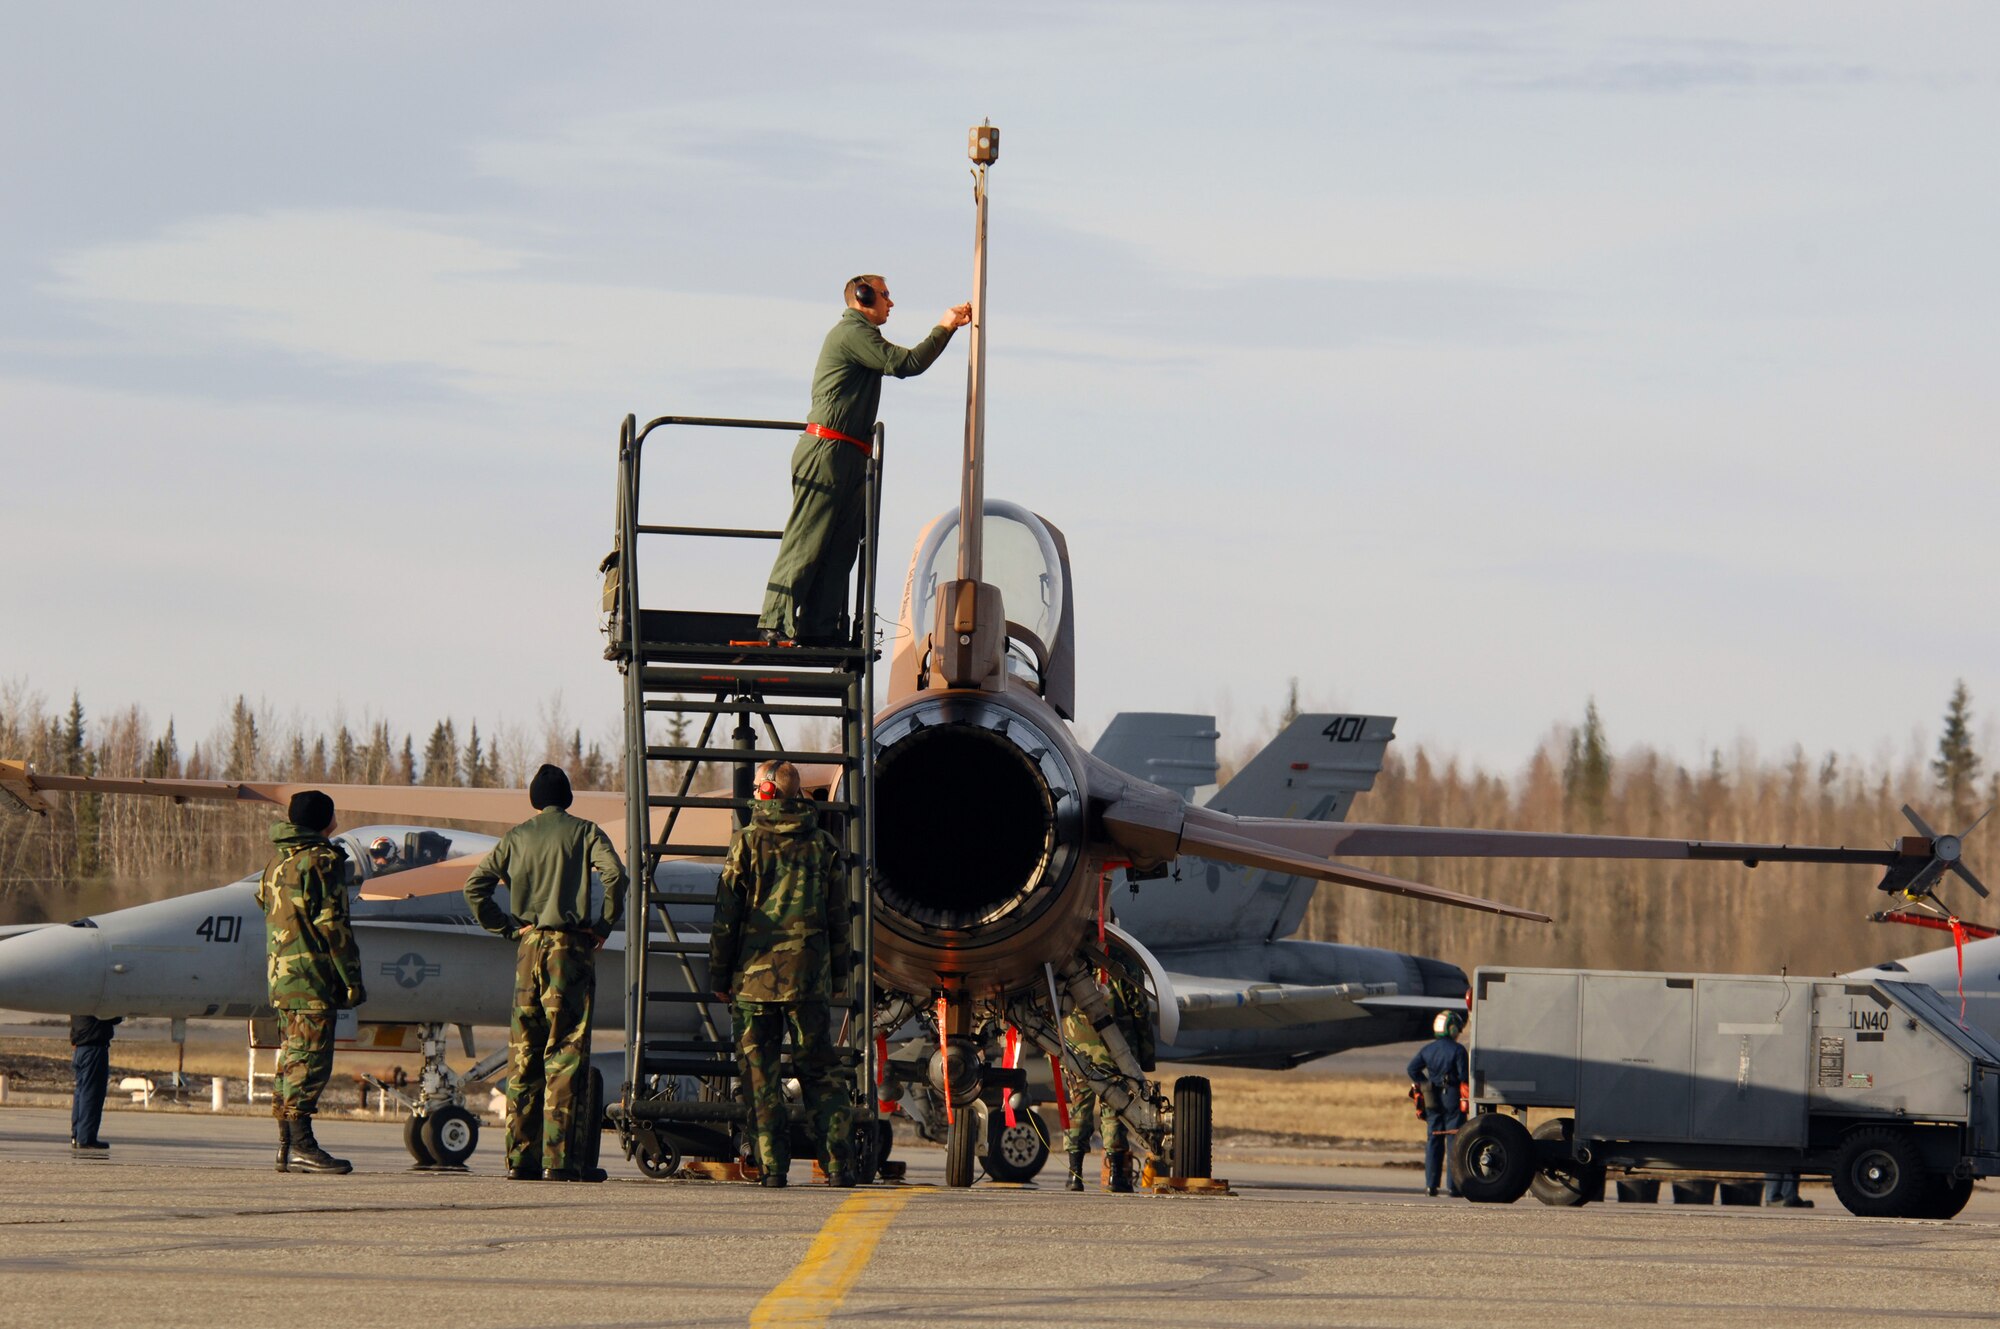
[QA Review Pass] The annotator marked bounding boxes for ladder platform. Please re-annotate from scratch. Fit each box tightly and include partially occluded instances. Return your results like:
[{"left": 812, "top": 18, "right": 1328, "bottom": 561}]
[
  {"left": 632, "top": 610, "right": 870, "bottom": 667},
  {"left": 638, "top": 666, "right": 857, "bottom": 697}
]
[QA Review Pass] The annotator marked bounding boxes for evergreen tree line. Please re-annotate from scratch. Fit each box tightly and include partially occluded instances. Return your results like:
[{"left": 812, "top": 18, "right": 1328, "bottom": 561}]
[
  {"left": 1297, "top": 683, "right": 1995, "bottom": 980},
  {"left": 2, "top": 677, "right": 1992, "bottom": 983}
]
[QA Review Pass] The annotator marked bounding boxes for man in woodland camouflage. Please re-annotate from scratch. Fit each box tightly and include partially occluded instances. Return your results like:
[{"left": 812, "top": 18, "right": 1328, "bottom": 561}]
[
  {"left": 1061, "top": 940, "right": 1154, "bottom": 1193},
  {"left": 258, "top": 789, "right": 363, "bottom": 1174},
  {"left": 709, "top": 760, "right": 854, "bottom": 1187},
  {"left": 465, "top": 764, "right": 626, "bottom": 1181}
]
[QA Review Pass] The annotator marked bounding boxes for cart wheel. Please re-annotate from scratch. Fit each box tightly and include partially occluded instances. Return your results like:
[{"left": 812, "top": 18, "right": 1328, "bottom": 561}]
[
  {"left": 420, "top": 1105, "right": 480, "bottom": 1168},
  {"left": 1832, "top": 1127, "right": 1932, "bottom": 1218},
  {"left": 633, "top": 1128, "right": 680, "bottom": 1179},
  {"left": 1450, "top": 1112, "right": 1535, "bottom": 1204},
  {"left": 1172, "top": 1077, "right": 1213, "bottom": 1182},
  {"left": 1528, "top": 1117, "right": 1604, "bottom": 1207},
  {"left": 944, "top": 1104, "right": 980, "bottom": 1188},
  {"left": 983, "top": 1107, "right": 1050, "bottom": 1183},
  {"left": 403, "top": 1113, "right": 437, "bottom": 1166},
  {"left": 1911, "top": 1174, "right": 1974, "bottom": 1220}
]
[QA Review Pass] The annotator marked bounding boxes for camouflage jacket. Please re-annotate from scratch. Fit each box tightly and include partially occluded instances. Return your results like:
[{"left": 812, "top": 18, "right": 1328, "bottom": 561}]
[
  {"left": 256, "top": 822, "right": 361, "bottom": 1011},
  {"left": 1064, "top": 948, "right": 1155, "bottom": 1069},
  {"left": 464, "top": 807, "right": 628, "bottom": 940},
  {"left": 709, "top": 799, "right": 849, "bottom": 1003}
]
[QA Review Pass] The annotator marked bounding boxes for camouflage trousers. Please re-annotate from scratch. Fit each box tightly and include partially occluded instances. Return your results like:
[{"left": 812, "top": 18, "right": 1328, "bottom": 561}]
[
  {"left": 1061, "top": 1050, "right": 1128, "bottom": 1155},
  {"left": 735, "top": 997, "right": 851, "bottom": 1178},
  {"left": 275, "top": 1005, "right": 336, "bottom": 1117},
  {"left": 507, "top": 930, "right": 595, "bottom": 1173}
]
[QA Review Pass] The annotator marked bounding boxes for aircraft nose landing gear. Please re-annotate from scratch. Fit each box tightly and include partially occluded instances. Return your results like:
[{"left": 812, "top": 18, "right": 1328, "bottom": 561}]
[{"left": 403, "top": 1021, "right": 507, "bottom": 1170}]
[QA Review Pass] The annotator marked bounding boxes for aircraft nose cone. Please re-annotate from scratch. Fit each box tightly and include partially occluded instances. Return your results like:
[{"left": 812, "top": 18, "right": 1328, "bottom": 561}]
[{"left": 0, "top": 923, "right": 108, "bottom": 1014}]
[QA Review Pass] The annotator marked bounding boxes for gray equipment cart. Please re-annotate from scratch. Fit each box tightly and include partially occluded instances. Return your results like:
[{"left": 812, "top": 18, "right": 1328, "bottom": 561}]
[{"left": 1455, "top": 967, "right": 2000, "bottom": 1218}]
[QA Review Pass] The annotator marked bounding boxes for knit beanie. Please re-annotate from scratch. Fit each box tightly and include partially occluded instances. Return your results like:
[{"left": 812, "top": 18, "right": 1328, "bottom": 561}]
[
  {"left": 529, "top": 764, "right": 573, "bottom": 810},
  {"left": 288, "top": 789, "right": 335, "bottom": 833}
]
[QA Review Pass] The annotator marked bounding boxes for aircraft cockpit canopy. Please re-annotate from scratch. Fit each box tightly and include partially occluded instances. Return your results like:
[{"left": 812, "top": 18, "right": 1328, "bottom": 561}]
[
  {"left": 909, "top": 500, "right": 1076, "bottom": 715},
  {"left": 343, "top": 826, "right": 496, "bottom": 882}
]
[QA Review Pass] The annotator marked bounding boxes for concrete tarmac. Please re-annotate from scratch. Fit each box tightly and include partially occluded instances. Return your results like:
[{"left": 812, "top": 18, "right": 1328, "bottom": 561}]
[{"left": 3, "top": 1106, "right": 1997, "bottom": 1327}]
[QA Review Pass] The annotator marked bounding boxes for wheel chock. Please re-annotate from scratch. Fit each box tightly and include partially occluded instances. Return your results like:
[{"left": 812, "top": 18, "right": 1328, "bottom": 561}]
[
  {"left": 676, "top": 1159, "right": 761, "bottom": 1182},
  {"left": 1140, "top": 1160, "right": 1233, "bottom": 1195}
]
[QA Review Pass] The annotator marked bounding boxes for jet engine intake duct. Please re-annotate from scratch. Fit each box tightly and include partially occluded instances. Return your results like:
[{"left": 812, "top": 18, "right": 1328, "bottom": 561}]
[{"left": 874, "top": 697, "right": 1084, "bottom": 934}]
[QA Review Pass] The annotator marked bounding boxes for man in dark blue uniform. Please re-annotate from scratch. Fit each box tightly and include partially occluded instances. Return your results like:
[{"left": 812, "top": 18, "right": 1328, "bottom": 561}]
[
  {"left": 69, "top": 1014, "right": 120, "bottom": 1153},
  {"left": 1407, "top": 1010, "right": 1468, "bottom": 1197}
]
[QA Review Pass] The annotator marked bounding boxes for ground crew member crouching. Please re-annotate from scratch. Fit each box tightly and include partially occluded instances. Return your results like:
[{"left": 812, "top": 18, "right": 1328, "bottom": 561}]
[
  {"left": 709, "top": 760, "right": 854, "bottom": 1188},
  {"left": 758, "top": 275, "right": 970, "bottom": 645},
  {"left": 258, "top": 790, "right": 363, "bottom": 1175},
  {"left": 465, "top": 764, "right": 626, "bottom": 1182},
  {"left": 1062, "top": 942, "right": 1155, "bottom": 1193},
  {"left": 1408, "top": 1010, "right": 1469, "bottom": 1197}
]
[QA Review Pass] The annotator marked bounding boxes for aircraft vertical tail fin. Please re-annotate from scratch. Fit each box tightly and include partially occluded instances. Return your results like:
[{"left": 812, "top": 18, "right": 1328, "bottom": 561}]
[
  {"left": 1208, "top": 714, "right": 1395, "bottom": 822},
  {"left": 1094, "top": 712, "right": 1397, "bottom": 946}
]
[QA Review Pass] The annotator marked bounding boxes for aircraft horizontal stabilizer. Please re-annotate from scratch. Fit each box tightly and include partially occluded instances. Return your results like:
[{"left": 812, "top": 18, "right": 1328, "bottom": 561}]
[{"left": 1099, "top": 794, "right": 1551, "bottom": 922}]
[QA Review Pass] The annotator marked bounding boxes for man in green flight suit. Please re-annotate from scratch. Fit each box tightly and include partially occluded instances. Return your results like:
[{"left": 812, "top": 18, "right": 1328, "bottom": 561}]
[
  {"left": 758, "top": 275, "right": 971, "bottom": 645},
  {"left": 258, "top": 789, "right": 364, "bottom": 1175},
  {"left": 709, "top": 760, "right": 854, "bottom": 1187},
  {"left": 1061, "top": 939, "right": 1154, "bottom": 1193},
  {"left": 464, "top": 764, "right": 628, "bottom": 1181}
]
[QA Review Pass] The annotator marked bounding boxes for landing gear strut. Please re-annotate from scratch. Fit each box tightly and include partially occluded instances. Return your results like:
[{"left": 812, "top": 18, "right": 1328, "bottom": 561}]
[{"left": 403, "top": 1022, "right": 507, "bottom": 1169}]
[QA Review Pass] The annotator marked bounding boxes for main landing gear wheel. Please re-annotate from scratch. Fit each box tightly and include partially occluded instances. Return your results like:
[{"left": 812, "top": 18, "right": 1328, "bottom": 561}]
[
  {"left": 404, "top": 1114, "right": 437, "bottom": 1166},
  {"left": 1451, "top": 1112, "right": 1535, "bottom": 1204},
  {"left": 944, "top": 1104, "right": 981, "bottom": 1188},
  {"left": 1172, "top": 1077, "right": 1213, "bottom": 1182},
  {"left": 983, "top": 1107, "right": 1050, "bottom": 1183},
  {"left": 420, "top": 1105, "right": 480, "bottom": 1169},
  {"left": 1528, "top": 1117, "right": 1604, "bottom": 1207}
]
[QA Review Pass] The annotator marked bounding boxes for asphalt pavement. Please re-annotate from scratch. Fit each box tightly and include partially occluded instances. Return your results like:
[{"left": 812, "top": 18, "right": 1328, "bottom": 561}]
[{"left": 2, "top": 1105, "right": 1996, "bottom": 1328}]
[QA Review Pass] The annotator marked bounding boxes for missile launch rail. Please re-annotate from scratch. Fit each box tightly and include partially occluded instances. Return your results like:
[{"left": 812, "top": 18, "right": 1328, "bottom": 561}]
[
  {"left": 603, "top": 411, "right": 884, "bottom": 1182},
  {"left": 1454, "top": 966, "right": 2000, "bottom": 1218}
]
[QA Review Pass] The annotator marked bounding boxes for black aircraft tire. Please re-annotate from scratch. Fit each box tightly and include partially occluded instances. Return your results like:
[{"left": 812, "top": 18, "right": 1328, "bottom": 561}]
[
  {"left": 1172, "top": 1077, "right": 1213, "bottom": 1182},
  {"left": 1451, "top": 1113, "right": 1535, "bottom": 1204},
  {"left": 1528, "top": 1118, "right": 1604, "bottom": 1207},
  {"left": 848, "top": 1117, "right": 882, "bottom": 1185},
  {"left": 983, "top": 1107, "right": 1051, "bottom": 1183},
  {"left": 404, "top": 1113, "right": 437, "bottom": 1166},
  {"left": 420, "top": 1105, "right": 480, "bottom": 1168},
  {"left": 1832, "top": 1128, "right": 1934, "bottom": 1218},
  {"left": 945, "top": 1105, "right": 980, "bottom": 1188}
]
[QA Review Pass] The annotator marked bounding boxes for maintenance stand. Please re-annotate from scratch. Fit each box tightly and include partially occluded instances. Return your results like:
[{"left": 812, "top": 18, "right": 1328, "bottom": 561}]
[{"left": 602, "top": 412, "right": 883, "bottom": 1183}]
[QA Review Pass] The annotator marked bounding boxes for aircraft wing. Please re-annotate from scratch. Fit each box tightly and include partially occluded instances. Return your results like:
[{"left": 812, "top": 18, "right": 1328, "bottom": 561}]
[
  {"left": 0, "top": 761, "right": 733, "bottom": 852},
  {"left": 1167, "top": 977, "right": 1461, "bottom": 1033}
]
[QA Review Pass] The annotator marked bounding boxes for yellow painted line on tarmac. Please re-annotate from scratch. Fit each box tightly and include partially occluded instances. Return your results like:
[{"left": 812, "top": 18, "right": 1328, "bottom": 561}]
[{"left": 749, "top": 1186, "right": 929, "bottom": 1327}]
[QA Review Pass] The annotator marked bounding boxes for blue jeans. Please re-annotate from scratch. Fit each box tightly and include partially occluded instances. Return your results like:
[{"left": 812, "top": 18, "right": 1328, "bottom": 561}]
[
  {"left": 1424, "top": 1109, "right": 1464, "bottom": 1194},
  {"left": 72, "top": 1044, "right": 110, "bottom": 1145}
]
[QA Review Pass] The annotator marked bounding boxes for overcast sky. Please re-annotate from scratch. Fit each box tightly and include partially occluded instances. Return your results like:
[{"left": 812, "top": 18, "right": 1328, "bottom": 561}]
[{"left": 2, "top": 3, "right": 1994, "bottom": 776}]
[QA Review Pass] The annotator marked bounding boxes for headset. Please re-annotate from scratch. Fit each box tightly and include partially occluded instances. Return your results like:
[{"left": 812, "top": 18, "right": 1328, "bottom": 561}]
[
  {"left": 755, "top": 779, "right": 779, "bottom": 801},
  {"left": 851, "top": 277, "right": 876, "bottom": 308}
]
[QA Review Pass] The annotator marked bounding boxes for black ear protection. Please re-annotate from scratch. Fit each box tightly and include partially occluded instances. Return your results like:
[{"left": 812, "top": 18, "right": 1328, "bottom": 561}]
[
  {"left": 755, "top": 779, "right": 779, "bottom": 801},
  {"left": 852, "top": 278, "right": 876, "bottom": 308}
]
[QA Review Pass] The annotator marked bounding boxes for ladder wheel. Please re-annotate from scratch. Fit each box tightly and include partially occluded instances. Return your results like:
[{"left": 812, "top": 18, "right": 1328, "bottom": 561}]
[{"left": 634, "top": 1128, "right": 681, "bottom": 1179}]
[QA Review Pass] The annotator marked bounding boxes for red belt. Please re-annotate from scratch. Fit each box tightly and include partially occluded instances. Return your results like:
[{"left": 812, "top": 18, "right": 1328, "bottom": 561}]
[{"left": 806, "top": 422, "right": 871, "bottom": 453}]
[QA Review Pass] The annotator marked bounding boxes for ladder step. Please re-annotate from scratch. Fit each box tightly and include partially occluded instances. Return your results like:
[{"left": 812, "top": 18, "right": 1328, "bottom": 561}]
[
  {"left": 650, "top": 891, "right": 719, "bottom": 906},
  {"left": 635, "top": 523, "right": 783, "bottom": 539},
  {"left": 646, "top": 940, "right": 708, "bottom": 955},
  {"left": 643, "top": 991, "right": 725, "bottom": 1003},
  {"left": 645, "top": 746, "right": 854, "bottom": 765},
  {"left": 644, "top": 1056, "right": 744, "bottom": 1077},
  {"left": 639, "top": 667, "right": 856, "bottom": 697},
  {"left": 644, "top": 1038, "right": 736, "bottom": 1054},
  {"left": 645, "top": 794, "right": 855, "bottom": 813},
  {"left": 624, "top": 1098, "right": 748, "bottom": 1125},
  {"left": 648, "top": 842, "right": 729, "bottom": 858},
  {"left": 644, "top": 698, "right": 849, "bottom": 718}
]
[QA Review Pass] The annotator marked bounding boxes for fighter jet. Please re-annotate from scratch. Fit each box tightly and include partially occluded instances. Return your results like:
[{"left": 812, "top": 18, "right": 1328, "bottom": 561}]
[{"left": 0, "top": 125, "right": 1979, "bottom": 1184}]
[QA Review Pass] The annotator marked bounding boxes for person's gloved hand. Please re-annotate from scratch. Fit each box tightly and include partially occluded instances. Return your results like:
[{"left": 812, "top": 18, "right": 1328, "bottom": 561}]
[{"left": 345, "top": 983, "right": 368, "bottom": 1008}]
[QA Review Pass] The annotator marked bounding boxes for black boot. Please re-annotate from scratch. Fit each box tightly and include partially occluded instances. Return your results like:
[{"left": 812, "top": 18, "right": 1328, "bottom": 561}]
[
  {"left": 287, "top": 1115, "right": 353, "bottom": 1174},
  {"left": 274, "top": 1111, "right": 291, "bottom": 1173},
  {"left": 1066, "top": 1150, "right": 1085, "bottom": 1192},
  {"left": 1105, "top": 1148, "right": 1134, "bottom": 1193}
]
